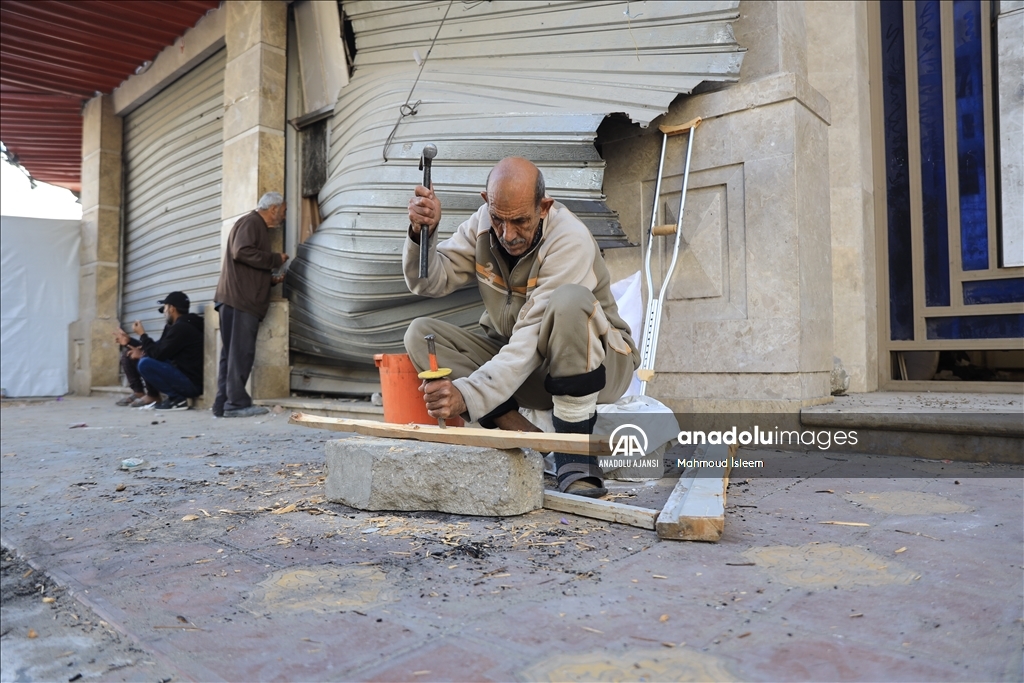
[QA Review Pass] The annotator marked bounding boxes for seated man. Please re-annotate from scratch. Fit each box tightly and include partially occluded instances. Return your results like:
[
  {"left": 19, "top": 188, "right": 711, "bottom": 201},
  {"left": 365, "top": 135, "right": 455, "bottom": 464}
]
[
  {"left": 404, "top": 157, "right": 639, "bottom": 498},
  {"left": 125, "top": 291, "right": 205, "bottom": 411},
  {"left": 112, "top": 328, "right": 159, "bottom": 407}
]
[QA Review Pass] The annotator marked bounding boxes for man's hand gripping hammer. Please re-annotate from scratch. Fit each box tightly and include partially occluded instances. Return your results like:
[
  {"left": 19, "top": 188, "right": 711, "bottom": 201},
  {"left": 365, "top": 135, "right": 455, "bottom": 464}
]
[
  {"left": 418, "top": 143, "right": 438, "bottom": 279},
  {"left": 417, "top": 334, "right": 451, "bottom": 428}
]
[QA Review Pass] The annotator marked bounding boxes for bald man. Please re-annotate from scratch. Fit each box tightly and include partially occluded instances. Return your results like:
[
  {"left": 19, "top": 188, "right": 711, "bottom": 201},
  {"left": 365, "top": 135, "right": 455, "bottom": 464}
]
[{"left": 404, "top": 157, "right": 640, "bottom": 498}]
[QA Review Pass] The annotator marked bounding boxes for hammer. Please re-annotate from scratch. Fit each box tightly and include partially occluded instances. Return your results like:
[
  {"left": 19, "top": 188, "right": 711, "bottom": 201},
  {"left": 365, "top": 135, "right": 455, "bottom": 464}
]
[
  {"left": 418, "top": 143, "right": 438, "bottom": 279},
  {"left": 417, "top": 334, "right": 451, "bottom": 428}
]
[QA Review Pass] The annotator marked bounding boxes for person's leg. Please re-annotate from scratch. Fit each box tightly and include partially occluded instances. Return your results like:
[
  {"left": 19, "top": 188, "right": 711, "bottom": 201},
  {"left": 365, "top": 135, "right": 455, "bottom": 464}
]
[
  {"left": 404, "top": 317, "right": 506, "bottom": 424},
  {"left": 137, "top": 357, "right": 200, "bottom": 401},
  {"left": 118, "top": 349, "right": 144, "bottom": 405},
  {"left": 536, "top": 284, "right": 637, "bottom": 496},
  {"left": 223, "top": 308, "right": 260, "bottom": 412},
  {"left": 213, "top": 306, "right": 233, "bottom": 416},
  {"left": 121, "top": 348, "right": 145, "bottom": 395}
]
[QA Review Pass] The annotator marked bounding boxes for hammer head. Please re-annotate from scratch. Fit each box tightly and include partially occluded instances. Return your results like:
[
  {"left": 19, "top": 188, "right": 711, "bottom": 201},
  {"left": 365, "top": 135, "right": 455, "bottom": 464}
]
[{"left": 422, "top": 143, "right": 437, "bottom": 162}]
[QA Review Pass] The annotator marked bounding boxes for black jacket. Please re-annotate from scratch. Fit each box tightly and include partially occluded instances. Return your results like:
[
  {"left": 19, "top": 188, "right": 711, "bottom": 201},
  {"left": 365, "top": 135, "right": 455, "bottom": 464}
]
[{"left": 140, "top": 314, "right": 204, "bottom": 388}]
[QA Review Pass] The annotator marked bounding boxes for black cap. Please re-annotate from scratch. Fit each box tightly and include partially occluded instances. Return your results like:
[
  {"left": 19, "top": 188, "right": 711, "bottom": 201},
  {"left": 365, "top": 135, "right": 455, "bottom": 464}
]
[{"left": 158, "top": 291, "right": 190, "bottom": 314}]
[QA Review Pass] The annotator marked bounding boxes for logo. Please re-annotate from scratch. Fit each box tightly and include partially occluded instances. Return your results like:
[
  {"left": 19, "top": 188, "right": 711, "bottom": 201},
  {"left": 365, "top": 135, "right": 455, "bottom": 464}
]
[{"left": 609, "top": 423, "right": 648, "bottom": 458}]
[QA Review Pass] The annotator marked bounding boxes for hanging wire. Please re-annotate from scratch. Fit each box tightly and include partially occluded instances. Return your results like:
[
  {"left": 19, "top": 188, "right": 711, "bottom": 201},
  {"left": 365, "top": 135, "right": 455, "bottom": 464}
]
[
  {"left": 382, "top": 0, "right": 455, "bottom": 162},
  {"left": 624, "top": 0, "right": 642, "bottom": 62}
]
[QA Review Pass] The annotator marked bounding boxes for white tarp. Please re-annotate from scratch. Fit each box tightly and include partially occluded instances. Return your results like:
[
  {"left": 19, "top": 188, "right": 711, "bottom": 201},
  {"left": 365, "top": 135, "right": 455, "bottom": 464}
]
[{"left": 0, "top": 216, "right": 80, "bottom": 397}]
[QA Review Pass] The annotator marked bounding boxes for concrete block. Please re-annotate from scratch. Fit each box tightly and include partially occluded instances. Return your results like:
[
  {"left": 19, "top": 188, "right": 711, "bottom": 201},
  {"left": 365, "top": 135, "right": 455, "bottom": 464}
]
[{"left": 325, "top": 438, "right": 544, "bottom": 516}]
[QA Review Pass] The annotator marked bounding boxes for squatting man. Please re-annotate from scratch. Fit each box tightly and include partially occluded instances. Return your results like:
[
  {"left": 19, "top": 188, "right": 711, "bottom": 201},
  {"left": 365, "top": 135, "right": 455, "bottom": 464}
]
[{"left": 404, "top": 157, "right": 640, "bottom": 498}]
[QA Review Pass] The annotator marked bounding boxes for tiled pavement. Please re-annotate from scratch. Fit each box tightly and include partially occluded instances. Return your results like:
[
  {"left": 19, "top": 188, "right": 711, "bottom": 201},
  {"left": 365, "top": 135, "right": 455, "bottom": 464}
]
[{"left": 1, "top": 397, "right": 1021, "bottom": 681}]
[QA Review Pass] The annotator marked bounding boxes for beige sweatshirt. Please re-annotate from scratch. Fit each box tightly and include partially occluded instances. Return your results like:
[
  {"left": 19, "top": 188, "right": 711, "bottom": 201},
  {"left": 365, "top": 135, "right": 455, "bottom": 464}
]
[{"left": 404, "top": 201, "right": 639, "bottom": 420}]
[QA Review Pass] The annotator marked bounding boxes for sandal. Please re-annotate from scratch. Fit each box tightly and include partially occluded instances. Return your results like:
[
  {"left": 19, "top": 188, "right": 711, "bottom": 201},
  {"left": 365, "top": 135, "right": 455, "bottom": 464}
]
[{"left": 556, "top": 461, "right": 607, "bottom": 498}]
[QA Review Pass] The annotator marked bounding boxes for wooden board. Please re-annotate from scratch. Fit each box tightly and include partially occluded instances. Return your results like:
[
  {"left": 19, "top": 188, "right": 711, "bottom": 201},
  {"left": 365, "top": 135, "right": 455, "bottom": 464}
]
[
  {"left": 543, "top": 491, "right": 659, "bottom": 530},
  {"left": 655, "top": 443, "right": 737, "bottom": 542},
  {"left": 289, "top": 413, "right": 609, "bottom": 456}
]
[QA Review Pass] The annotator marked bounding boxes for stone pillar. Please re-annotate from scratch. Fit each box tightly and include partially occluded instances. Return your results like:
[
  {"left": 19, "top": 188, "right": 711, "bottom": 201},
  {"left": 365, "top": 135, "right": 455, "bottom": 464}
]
[
  {"left": 221, "top": 0, "right": 290, "bottom": 399},
  {"left": 997, "top": 0, "right": 1024, "bottom": 267},
  {"left": 68, "top": 94, "right": 122, "bottom": 395},
  {"left": 805, "top": 1, "right": 878, "bottom": 393},
  {"left": 601, "top": 0, "right": 834, "bottom": 412}
]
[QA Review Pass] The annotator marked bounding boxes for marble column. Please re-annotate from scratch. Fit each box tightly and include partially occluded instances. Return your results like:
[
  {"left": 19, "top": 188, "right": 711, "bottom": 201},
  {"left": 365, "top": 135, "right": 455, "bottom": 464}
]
[
  {"left": 805, "top": 0, "right": 878, "bottom": 393},
  {"left": 601, "top": 0, "right": 835, "bottom": 412},
  {"left": 69, "top": 94, "right": 122, "bottom": 395},
  {"left": 221, "top": 0, "right": 290, "bottom": 400}
]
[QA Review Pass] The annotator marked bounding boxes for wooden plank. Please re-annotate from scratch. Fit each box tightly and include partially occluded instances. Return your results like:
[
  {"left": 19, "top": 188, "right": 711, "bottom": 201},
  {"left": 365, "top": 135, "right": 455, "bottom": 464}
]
[
  {"left": 288, "top": 413, "right": 610, "bottom": 456},
  {"left": 656, "top": 443, "right": 737, "bottom": 542},
  {"left": 543, "top": 491, "right": 658, "bottom": 530}
]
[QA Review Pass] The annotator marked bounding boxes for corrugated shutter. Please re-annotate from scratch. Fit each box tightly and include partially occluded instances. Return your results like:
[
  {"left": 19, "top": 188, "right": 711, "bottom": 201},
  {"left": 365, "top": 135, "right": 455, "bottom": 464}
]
[
  {"left": 288, "top": 1, "right": 743, "bottom": 369},
  {"left": 121, "top": 49, "right": 225, "bottom": 331}
]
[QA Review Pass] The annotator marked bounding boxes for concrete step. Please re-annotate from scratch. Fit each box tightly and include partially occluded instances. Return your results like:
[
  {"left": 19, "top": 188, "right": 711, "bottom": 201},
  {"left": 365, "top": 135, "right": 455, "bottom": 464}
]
[
  {"left": 253, "top": 396, "right": 384, "bottom": 422},
  {"left": 91, "top": 385, "right": 131, "bottom": 395},
  {"left": 801, "top": 392, "right": 1023, "bottom": 464}
]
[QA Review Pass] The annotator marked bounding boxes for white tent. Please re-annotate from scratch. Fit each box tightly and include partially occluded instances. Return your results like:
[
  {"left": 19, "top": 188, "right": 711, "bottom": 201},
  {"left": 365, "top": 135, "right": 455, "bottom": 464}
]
[{"left": 1, "top": 216, "right": 80, "bottom": 397}]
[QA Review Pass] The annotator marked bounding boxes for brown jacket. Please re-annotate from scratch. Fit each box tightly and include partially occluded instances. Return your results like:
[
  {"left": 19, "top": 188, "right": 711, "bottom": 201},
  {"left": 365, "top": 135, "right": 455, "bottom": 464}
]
[{"left": 214, "top": 211, "right": 283, "bottom": 320}]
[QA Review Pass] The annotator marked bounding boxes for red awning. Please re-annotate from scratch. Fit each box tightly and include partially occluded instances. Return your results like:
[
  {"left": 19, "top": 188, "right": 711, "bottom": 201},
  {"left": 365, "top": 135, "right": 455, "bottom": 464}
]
[{"left": 0, "top": 0, "right": 221, "bottom": 192}]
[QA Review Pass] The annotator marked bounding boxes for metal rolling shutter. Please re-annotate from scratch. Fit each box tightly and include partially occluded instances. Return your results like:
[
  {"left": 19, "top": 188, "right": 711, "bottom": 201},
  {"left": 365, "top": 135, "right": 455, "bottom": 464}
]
[{"left": 121, "top": 49, "right": 225, "bottom": 331}]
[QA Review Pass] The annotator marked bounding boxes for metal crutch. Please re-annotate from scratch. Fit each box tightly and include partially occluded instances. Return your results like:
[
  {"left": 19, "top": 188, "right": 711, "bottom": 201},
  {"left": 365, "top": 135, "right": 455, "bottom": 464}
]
[{"left": 637, "top": 116, "right": 702, "bottom": 396}]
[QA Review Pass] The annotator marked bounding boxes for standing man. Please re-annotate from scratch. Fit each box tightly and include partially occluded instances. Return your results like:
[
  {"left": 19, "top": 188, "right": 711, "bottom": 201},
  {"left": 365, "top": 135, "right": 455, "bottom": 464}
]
[
  {"left": 213, "top": 192, "right": 289, "bottom": 418},
  {"left": 404, "top": 157, "right": 639, "bottom": 497}
]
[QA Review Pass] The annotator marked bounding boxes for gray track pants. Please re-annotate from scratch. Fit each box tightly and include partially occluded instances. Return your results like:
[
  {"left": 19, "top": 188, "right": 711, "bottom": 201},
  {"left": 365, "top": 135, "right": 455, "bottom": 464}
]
[{"left": 405, "top": 284, "right": 636, "bottom": 421}]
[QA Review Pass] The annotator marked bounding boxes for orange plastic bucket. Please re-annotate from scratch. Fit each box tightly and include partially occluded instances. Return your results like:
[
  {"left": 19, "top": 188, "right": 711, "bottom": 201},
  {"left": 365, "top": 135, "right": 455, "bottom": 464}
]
[{"left": 373, "top": 353, "right": 464, "bottom": 427}]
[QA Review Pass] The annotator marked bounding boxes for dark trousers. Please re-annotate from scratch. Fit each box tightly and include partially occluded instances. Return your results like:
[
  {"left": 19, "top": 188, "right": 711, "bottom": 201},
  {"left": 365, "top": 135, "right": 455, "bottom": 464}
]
[
  {"left": 214, "top": 304, "right": 260, "bottom": 413},
  {"left": 121, "top": 347, "right": 159, "bottom": 397},
  {"left": 137, "top": 358, "right": 200, "bottom": 401}
]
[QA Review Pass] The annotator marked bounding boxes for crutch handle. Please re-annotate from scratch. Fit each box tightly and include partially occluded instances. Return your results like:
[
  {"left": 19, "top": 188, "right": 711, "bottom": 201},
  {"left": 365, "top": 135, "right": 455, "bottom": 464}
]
[
  {"left": 651, "top": 224, "right": 677, "bottom": 237},
  {"left": 636, "top": 369, "right": 655, "bottom": 382},
  {"left": 659, "top": 116, "right": 702, "bottom": 137}
]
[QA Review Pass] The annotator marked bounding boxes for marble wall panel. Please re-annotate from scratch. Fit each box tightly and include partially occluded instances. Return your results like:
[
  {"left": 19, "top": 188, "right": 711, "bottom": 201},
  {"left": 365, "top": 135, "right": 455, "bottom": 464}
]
[{"left": 997, "top": 3, "right": 1024, "bottom": 266}]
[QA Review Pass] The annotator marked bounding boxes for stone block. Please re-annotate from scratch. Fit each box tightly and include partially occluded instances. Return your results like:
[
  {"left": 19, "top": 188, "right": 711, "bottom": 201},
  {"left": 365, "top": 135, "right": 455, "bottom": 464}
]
[
  {"left": 80, "top": 150, "right": 122, "bottom": 211},
  {"left": 252, "top": 300, "right": 289, "bottom": 399},
  {"left": 256, "top": 131, "right": 286, "bottom": 200},
  {"left": 223, "top": 47, "right": 286, "bottom": 138},
  {"left": 226, "top": 1, "right": 286, "bottom": 59},
  {"left": 221, "top": 132, "right": 261, "bottom": 218},
  {"left": 325, "top": 438, "right": 544, "bottom": 516},
  {"left": 201, "top": 303, "right": 220, "bottom": 409},
  {"left": 79, "top": 207, "right": 120, "bottom": 265},
  {"left": 81, "top": 95, "right": 122, "bottom": 159}
]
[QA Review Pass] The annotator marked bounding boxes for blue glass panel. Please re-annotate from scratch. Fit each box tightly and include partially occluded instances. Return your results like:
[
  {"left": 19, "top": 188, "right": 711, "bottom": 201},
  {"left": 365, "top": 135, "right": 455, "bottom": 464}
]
[
  {"left": 953, "top": 0, "right": 989, "bottom": 270},
  {"left": 926, "top": 314, "right": 1024, "bottom": 339},
  {"left": 916, "top": 0, "right": 951, "bottom": 306},
  {"left": 963, "top": 278, "right": 1024, "bottom": 304},
  {"left": 880, "top": 1, "right": 915, "bottom": 340}
]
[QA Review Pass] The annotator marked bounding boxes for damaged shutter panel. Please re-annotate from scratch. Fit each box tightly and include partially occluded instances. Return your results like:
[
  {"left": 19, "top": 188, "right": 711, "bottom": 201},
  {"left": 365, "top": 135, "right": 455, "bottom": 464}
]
[
  {"left": 288, "top": 1, "right": 743, "bottom": 371},
  {"left": 121, "top": 49, "right": 225, "bottom": 334}
]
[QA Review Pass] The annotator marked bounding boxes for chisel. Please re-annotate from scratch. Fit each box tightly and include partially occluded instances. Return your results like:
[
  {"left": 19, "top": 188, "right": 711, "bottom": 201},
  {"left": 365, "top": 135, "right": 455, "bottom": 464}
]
[{"left": 417, "top": 334, "right": 452, "bottom": 428}]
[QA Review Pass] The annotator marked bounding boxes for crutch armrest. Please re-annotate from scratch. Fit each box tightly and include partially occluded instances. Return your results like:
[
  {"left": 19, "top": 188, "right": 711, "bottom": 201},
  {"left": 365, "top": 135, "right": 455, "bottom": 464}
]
[
  {"left": 658, "top": 116, "right": 702, "bottom": 137},
  {"left": 636, "top": 369, "right": 655, "bottom": 382}
]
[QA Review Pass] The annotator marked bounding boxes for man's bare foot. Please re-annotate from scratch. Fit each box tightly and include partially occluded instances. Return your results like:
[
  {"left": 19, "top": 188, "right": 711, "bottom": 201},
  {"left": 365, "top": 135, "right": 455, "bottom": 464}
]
[{"left": 492, "top": 411, "right": 541, "bottom": 432}]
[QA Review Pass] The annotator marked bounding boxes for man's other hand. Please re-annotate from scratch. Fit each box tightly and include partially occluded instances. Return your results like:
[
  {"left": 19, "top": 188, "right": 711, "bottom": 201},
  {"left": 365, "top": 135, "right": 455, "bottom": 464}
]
[
  {"left": 127, "top": 346, "right": 144, "bottom": 361},
  {"left": 271, "top": 274, "right": 285, "bottom": 285},
  {"left": 420, "top": 378, "right": 466, "bottom": 420},
  {"left": 280, "top": 253, "right": 289, "bottom": 263},
  {"left": 408, "top": 184, "right": 440, "bottom": 237},
  {"left": 132, "top": 320, "right": 145, "bottom": 335},
  {"left": 114, "top": 328, "right": 130, "bottom": 346}
]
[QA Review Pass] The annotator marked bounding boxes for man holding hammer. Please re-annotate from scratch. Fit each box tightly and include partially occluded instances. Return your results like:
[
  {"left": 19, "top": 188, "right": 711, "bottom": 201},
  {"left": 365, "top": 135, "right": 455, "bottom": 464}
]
[{"left": 404, "top": 156, "right": 639, "bottom": 498}]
